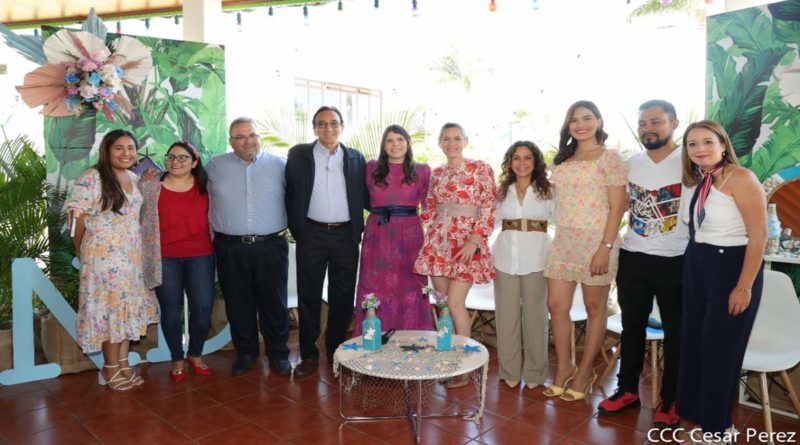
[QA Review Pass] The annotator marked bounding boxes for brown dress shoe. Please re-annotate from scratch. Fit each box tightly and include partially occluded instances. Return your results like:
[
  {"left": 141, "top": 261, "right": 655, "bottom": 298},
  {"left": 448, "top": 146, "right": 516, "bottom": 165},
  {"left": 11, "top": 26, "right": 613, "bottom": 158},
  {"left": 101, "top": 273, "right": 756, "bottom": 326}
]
[{"left": 293, "top": 358, "right": 319, "bottom": 379}]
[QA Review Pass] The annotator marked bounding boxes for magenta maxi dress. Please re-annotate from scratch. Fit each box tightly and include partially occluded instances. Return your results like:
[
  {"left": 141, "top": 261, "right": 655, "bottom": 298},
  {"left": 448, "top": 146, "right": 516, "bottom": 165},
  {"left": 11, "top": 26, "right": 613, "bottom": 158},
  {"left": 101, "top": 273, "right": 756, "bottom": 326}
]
[{"left": 352, "top": 161, "right": 433, "bottom": 336}]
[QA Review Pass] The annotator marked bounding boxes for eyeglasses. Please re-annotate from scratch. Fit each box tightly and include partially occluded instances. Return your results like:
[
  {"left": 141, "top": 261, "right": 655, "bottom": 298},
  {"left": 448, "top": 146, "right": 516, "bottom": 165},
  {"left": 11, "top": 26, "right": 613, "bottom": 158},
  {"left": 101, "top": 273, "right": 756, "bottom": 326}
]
[
  {"left": 315, "top": 121, "right": 342, "bottom": 129},
  {"left": 230, "top": 134, "right": 260, "bottom": 141},
  {"left": 165, "top": 154, "right": 192, "bottom": 163}
]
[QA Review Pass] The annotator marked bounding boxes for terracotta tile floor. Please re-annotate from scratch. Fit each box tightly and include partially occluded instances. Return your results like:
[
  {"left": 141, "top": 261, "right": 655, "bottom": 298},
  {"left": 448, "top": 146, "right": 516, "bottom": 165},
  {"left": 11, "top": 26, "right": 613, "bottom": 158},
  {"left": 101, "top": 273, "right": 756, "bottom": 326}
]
[{"left": 1, "top": 329, "right": 798, "bottom": 445}]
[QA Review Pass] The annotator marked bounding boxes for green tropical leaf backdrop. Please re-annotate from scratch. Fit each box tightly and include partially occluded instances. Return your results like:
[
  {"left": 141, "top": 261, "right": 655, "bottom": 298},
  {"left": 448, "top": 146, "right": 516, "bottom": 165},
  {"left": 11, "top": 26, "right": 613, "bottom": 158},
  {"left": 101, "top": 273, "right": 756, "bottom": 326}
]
[{"left": 706, "top": 0, "right": 800, "bottom": 182}]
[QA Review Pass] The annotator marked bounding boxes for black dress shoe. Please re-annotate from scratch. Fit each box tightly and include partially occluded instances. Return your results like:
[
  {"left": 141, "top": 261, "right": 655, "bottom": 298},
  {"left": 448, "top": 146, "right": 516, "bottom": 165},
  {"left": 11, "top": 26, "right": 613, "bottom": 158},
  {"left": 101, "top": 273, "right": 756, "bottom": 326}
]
[
  {"left": 293, "top": 358, "right": 319, "bottom": 379},
  {"left": 269, "top": 358, "right": 292, "bottom": 376},
  {"left": 232, "top": 354, "right": 255, "bottom": 376}
]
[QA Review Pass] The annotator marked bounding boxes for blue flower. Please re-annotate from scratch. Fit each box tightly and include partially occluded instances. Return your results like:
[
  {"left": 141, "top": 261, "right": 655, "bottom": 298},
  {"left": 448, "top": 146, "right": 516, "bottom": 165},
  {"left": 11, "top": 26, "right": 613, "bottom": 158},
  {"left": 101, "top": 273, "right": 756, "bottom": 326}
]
[
  {"left": 88, "top": 72, "right": 102, "bottom": 86},
  {"left": 115, "top": 67, "right": 124, "bottom": 77},
  {"left": 65, "top": 73, "right": 80, "bottom": 83}
]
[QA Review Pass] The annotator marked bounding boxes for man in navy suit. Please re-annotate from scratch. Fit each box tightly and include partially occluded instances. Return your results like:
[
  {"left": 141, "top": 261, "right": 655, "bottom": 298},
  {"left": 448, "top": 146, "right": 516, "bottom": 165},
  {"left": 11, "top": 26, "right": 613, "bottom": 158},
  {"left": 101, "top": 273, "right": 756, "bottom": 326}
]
[{"left": 285, "top": 106, "right": 369, "bottom": 378}]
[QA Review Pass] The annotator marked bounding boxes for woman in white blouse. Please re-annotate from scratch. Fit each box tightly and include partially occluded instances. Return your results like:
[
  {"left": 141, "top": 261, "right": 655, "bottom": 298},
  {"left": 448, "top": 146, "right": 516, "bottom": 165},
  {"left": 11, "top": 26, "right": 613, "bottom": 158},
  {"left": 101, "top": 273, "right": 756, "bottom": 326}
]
[{"left": 491, "top": 141, "right": 556, "bottom": 389}]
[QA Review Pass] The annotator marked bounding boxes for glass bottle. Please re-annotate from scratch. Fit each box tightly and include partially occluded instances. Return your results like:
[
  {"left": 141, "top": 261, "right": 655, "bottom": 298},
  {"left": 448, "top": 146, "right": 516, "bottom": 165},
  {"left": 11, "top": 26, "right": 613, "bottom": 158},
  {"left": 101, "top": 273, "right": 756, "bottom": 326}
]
[
  {"left": 362, "top": 308, "right": 382, "bottom": 351},
  {"left": 436, "top": 307, "right": 453, "bottom": 351}
]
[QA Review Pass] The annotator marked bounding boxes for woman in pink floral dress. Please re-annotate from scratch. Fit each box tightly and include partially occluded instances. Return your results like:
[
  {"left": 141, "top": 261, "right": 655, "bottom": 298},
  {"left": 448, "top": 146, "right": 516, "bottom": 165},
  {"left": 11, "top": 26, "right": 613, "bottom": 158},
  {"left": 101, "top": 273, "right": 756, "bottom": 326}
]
[
  {"left": 413, "top": 123, "right": 496, "bottom": 387},
  {"left": 67, "top": 129, "right": 159, "bottom": 392},
  {"left": 543, "top": 101, "right": 627, "bottom": 401}
]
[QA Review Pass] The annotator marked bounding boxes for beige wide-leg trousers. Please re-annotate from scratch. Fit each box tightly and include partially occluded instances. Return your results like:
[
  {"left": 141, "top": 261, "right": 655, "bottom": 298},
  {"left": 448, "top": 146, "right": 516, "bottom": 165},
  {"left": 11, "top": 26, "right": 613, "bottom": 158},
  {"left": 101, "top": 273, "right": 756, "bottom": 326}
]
[{"left": 493, "top": 268, "right": 548, "bottom": 386}]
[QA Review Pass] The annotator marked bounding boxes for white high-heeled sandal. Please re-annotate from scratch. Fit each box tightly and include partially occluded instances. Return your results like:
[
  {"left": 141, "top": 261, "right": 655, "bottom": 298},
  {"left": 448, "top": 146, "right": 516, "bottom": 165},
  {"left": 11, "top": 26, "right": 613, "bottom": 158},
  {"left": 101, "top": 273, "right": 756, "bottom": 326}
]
[
  {"left": 119, "top": 357, "right": 144, "bottom": 386},
  {"left": 98, "top": 364, "right": 133, "bottom": 391}
]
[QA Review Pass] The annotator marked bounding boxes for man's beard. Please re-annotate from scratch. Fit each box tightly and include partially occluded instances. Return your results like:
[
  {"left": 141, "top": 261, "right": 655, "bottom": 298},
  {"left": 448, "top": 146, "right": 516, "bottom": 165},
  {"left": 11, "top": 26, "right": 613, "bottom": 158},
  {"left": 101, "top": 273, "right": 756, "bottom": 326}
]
[{"left": 641, "top": 135, "right": 672, "bottom": 150}]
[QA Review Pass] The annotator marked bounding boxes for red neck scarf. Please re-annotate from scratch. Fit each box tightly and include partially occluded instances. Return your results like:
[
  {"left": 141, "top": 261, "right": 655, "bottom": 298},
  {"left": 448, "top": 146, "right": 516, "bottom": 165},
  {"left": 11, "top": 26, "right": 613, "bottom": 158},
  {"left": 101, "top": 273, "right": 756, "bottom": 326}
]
[{"left": 694, "top": 159, "right": 726, "bottom": 227}]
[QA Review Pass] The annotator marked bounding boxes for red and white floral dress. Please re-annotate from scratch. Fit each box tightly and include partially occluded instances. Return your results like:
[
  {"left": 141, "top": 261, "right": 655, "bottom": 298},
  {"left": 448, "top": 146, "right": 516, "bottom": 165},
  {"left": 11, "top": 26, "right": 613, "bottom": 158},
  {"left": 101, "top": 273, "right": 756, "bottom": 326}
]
[{"left": 413, "top": 159, "right": 497, "bottom": 283}]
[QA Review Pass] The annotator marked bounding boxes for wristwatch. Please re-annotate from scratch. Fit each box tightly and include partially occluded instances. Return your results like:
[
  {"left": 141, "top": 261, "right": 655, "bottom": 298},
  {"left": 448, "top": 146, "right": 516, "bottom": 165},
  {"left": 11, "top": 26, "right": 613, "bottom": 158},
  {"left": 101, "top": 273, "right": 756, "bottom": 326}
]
[{"left": 601, "top": 240, "right": 613, "bottom": 249}]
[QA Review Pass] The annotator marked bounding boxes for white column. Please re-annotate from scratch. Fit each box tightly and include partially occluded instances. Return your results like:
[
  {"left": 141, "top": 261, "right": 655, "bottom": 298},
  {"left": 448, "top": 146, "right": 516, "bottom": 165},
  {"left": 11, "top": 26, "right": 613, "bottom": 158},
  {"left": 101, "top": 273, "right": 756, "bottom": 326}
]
[{"left": 182, "top": 0, "right": 222, "bottom": 43}]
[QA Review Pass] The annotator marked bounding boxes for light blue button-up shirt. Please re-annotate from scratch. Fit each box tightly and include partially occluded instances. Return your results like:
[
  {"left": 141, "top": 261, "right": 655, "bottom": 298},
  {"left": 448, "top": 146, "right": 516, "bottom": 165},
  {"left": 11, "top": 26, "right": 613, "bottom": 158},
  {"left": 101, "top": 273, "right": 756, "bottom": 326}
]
[
  {"left": 206, "top": 152, "right": 287, "bottom": 235},
  {"left": 306, "top": 141, "right": 350, "bottom": 223}
]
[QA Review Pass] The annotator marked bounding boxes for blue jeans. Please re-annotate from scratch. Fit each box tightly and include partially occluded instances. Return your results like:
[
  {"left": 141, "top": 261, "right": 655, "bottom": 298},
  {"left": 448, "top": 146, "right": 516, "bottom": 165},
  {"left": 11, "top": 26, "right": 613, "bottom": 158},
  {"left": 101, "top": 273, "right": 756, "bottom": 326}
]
[{"left": 154, "top": 255, "right": 215, "bottom": 362}]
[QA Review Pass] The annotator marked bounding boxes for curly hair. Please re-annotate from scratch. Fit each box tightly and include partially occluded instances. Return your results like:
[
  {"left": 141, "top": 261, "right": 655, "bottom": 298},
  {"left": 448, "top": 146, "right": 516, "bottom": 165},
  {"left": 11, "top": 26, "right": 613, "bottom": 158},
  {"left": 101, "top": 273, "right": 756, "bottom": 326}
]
[
  {"left": 554, "top": 100, "right": 608, "bottom": 165},
  {"left": 497, "top": 141, "right": 553, "bottom": 201}
]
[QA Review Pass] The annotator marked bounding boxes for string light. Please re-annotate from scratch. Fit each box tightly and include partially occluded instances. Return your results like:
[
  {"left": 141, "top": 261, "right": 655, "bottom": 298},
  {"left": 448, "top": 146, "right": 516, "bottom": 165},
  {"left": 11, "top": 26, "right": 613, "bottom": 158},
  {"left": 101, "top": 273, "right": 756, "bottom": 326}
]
[
  {"left": 303, "top": 4, "right": 309, "bottom": 25},
  {"left": 660, "top": 0, "right": 672, "bottom": 5},
  {"left": 338, "top": 0, "right": 343, "bottom": 11},
  {"left": 33, "top": 28, "right": 39, "bottom": 37},
  {"left": 374, "top": 0, "right": 380, "bottom": 9},
  {"left": 144, "top": 18, "right": 150, "bottom": 30},
  {"left": 412, "top": 0, "right": 419, "bottom": 16},
  {"left": 236, "top": 11, "right": 242, "bottom": 30},
  {"left": 489, "top": 0, "right": 497, "bottom": 12},
  {"left": 268, "top": 6, "right": 274, "bottom": 16},
  {"left": 116, "top": 21, "right": 121, "bottom": 34},
  {"left": 174, "top": 15, "right": 180, "bottom": 25}
]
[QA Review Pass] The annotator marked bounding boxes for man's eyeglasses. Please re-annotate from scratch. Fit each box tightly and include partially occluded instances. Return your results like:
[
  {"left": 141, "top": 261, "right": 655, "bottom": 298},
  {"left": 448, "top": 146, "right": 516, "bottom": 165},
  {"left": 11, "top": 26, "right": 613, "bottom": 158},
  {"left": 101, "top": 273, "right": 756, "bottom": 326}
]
[
  {"left": 315, "top": 121, "right": 341, "bottom": 129},
  {"left": 165, "top": 154, "right": 192, "bottom": 163},
  {"left": 230, "top": 134, "right": 260, "bottom": 141}
]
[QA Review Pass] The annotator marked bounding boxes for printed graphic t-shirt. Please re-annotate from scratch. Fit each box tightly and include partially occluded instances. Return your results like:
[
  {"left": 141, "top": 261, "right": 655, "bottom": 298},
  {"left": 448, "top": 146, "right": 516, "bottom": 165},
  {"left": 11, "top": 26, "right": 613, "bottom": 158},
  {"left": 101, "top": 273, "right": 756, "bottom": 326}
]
[{"left": 621, "top": 148, "right": 689, "bottom": 257}]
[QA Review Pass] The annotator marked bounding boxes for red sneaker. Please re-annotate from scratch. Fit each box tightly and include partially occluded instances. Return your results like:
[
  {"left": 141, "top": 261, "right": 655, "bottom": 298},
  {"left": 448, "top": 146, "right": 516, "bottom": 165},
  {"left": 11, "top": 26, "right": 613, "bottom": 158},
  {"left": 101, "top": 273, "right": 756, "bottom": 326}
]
[
  {"left": 653, "top": 400, "right": 680, "bottom": 429},
  {"left": 598, "top": 390, "right": 640, "bottom": 414}
]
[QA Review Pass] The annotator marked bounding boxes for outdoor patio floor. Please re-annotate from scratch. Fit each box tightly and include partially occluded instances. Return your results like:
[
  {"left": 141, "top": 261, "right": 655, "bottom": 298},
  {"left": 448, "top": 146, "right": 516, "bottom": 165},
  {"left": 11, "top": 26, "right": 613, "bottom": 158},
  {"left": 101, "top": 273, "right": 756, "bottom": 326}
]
[{"left": 1, "top": 328, "right": 798, "bottom": 445}]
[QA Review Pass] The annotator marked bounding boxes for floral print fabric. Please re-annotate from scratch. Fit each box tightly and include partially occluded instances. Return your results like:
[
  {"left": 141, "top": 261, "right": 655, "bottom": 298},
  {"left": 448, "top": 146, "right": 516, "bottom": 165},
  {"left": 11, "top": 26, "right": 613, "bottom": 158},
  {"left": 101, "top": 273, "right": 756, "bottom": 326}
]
[
  {"left": 413, "top": 160, "right": 497, "bottom": 284},
  {"left": 66, "top": 168, "right": 159, "bottom": 353},
  {"left": 544, "top": 149, "right": 628, "bottom": 285}
]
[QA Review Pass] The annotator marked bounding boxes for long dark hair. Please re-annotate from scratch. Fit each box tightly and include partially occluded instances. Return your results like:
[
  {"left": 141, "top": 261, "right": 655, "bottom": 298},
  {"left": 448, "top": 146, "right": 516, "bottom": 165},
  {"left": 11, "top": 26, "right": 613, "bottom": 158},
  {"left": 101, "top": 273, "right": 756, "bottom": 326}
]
[
  {"left": 95, "top": 129, "right": 137, "bottom": 214},
  {"left": 160, "top": 140, "right": 209, "bottom": 195},
  {"left": 554, "top": 100, "right": 608, "bottom": 165},
  {"left": 497, "top": 141, "right": 553, "bottom": 201},
  {"left": 372, "top": 125, "right": 417, "bottom": 187}
]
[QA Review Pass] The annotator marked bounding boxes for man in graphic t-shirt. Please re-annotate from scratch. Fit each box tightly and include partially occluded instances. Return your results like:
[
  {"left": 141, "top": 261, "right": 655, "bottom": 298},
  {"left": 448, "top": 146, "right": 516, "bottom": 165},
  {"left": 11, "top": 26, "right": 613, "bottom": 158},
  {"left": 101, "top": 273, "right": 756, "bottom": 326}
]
[{"left": 598, "top": 100, "right": 688, "bottom": 429}]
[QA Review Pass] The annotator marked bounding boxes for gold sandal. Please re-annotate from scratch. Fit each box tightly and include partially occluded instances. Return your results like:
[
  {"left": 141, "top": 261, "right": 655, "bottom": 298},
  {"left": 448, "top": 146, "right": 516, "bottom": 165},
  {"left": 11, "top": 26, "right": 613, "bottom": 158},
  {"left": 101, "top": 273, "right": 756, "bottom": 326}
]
[
  {"left": 560, "top": 373, "right": 597, "bottom": 402},
  {"left": 543, "top": 366, "right": 578, "bottom": 397}
]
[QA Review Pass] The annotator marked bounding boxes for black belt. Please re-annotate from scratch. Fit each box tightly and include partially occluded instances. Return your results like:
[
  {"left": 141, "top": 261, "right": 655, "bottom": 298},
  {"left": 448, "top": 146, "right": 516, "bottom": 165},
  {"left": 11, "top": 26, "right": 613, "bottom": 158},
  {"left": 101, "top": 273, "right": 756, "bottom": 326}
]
[
  {"left": 306, "top": 218, "right": 351, "bottom": 230},
  {"left": 370, "top": 205, "right": 418, "bottom": 226},
  {"left": 214, "top": 231, "right": 284, "bottom": 244}
]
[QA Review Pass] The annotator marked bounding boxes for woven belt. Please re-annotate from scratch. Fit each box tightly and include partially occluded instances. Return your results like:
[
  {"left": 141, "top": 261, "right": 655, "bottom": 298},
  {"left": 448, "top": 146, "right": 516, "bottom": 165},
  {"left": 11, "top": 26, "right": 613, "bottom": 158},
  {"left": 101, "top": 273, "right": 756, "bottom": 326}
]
[
  {"left": 306, "top": 218, "right": 351, "bottom": 230},
  {"left": 214, "top": 231, "right": 284, "bottom": 244},
  {"left": 501, "top": 219, "right": 547, "bottom": 233}
]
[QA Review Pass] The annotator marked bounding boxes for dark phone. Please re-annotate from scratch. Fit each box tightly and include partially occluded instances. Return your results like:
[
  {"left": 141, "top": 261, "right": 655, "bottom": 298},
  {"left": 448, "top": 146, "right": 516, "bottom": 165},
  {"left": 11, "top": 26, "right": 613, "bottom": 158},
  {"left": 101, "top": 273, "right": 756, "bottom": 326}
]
[{"left": 381, "top": 328, "right": 396, "bottom": 345}]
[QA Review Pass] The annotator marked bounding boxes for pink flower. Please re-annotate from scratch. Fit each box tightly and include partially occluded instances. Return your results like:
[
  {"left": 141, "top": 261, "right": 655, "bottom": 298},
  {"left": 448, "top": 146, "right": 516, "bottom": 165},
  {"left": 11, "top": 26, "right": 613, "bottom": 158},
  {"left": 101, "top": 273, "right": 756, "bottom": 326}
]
[
  {"left": 80, "top": 59, "right": 98, "bottom": 71},
  {"left": 67, "top": 87, "right": 79, "bottom": 96}
]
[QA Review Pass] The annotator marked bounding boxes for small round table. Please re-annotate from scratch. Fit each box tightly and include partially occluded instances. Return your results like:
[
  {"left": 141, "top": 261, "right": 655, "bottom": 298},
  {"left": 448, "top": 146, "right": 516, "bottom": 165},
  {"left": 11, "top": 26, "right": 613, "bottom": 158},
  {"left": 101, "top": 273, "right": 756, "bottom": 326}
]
[{"left": 333, "top": 330, "right": 489, "bottom": 444}]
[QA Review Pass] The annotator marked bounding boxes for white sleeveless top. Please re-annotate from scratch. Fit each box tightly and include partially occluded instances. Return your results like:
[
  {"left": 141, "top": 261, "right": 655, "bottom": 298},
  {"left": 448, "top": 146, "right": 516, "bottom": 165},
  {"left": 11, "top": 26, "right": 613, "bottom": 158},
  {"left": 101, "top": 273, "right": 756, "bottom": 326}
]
[{"left": 681, "top": 172, "right": 748, "bottom": 246}]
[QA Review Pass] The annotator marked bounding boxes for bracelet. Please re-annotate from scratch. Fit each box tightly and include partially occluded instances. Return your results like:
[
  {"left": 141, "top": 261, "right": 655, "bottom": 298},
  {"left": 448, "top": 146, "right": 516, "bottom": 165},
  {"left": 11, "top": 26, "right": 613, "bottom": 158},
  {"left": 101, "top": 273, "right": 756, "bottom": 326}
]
[{"left": 735, "top": 286, "right": 751, "bottom": 294}]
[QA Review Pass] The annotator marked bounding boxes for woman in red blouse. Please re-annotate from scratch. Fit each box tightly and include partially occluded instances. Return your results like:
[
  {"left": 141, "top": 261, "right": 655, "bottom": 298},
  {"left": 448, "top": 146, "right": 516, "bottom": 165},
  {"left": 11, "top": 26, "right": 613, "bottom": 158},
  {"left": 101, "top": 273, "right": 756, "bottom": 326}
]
[{"left": 141, "top": 141, "right": 214, "bottom": 382}]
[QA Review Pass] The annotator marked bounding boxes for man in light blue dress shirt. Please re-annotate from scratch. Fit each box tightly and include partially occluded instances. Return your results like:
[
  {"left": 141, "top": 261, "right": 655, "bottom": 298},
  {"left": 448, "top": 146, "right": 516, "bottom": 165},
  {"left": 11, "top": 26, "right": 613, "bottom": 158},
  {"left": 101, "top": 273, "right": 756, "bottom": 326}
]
[
  {"left": 206, "top": 117, "right": 292, "bottom": 376},
  {"left": 285, "top": 106, "right": 369, "bottom": 378}
]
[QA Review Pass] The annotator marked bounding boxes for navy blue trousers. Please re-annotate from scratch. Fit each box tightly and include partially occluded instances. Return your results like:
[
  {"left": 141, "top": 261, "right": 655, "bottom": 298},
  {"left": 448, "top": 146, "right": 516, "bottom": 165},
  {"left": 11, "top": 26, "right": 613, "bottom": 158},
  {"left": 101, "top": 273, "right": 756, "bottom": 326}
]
[{"left": 676, "top": 241, "right": 762, "bottom": 433}]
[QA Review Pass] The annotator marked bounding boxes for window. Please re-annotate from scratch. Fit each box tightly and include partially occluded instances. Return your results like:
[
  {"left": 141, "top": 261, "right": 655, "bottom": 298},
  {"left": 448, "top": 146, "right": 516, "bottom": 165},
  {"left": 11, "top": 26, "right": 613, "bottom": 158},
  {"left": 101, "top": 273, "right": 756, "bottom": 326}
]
[{"left": 294, "top": 78, "right": 382, "bottom": 140}]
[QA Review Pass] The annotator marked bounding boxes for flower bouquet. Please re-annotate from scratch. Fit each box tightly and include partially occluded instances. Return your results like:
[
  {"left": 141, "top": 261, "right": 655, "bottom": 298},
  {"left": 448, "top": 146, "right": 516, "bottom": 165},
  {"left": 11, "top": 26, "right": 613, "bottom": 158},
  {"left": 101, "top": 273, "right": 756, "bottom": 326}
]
[{"left": 15, "top": 29, "right": 152, "bottom": 121}]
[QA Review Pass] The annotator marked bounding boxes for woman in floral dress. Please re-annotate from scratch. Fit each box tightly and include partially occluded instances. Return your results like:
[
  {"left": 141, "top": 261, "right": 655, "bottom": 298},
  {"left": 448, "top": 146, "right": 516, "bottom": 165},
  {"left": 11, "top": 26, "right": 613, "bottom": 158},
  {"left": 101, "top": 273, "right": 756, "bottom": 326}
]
[
  {"left": 413, "top": 123, "right": 496, "bottom": 387},
  {"left": 353, "top": 125, "right": 432, "bottom": 335},
  {"left": 543, "top": 101, "right": 627, "bottom": 401},
  {"left": 67, "top": 129, "right": 159, "bottom": 391}
]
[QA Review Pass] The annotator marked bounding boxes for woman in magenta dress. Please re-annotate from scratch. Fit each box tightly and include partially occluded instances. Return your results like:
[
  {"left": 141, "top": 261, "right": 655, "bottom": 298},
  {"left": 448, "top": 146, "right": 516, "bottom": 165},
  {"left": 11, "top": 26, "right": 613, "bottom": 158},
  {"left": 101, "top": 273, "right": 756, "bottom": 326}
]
[{"left": 353, "top": 125, "right": 432, "bottom": 336}]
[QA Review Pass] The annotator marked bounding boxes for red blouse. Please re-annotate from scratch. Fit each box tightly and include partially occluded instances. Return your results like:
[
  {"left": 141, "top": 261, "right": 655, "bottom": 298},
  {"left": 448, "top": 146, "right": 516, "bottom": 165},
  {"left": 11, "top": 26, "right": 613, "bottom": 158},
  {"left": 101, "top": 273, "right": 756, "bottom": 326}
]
[{"left": 157, "top": 182, "right": 213, "bottom": 258}]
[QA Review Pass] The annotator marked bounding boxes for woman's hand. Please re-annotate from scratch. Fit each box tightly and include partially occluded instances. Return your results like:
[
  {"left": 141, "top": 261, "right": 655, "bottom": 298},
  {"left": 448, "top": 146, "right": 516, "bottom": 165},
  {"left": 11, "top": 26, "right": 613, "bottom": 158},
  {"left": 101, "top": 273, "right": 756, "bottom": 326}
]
[
  {"left": 453, "top": 235, "right": 481, "bottom": 263},
  {"left": 728, "top": 287, "right": 752, "bottom": 316},
  {"left": 141, "top": 167, "right": 159, "bottom": 181},
  {"left": 589, "top": 246, "right": 610, "bottom": 276}
]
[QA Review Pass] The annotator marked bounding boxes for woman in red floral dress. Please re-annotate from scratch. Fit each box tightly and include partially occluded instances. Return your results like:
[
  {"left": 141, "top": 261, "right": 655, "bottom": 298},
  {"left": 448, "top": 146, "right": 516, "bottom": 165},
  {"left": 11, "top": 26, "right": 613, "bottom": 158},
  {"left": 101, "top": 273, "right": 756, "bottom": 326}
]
[{"left": 413, "top": 123, "right": 496, "bottom": 386}]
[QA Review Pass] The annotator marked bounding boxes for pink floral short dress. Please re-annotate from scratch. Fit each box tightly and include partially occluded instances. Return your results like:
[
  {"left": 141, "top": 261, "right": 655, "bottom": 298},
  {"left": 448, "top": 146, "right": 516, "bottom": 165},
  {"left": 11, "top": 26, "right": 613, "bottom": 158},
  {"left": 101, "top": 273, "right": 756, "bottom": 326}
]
[
  {"left": 544, "top": 149, "right": 628, "bottom": 286},
  {"left": 413, "top": 160, "right": 497, "bottom": 284}
]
